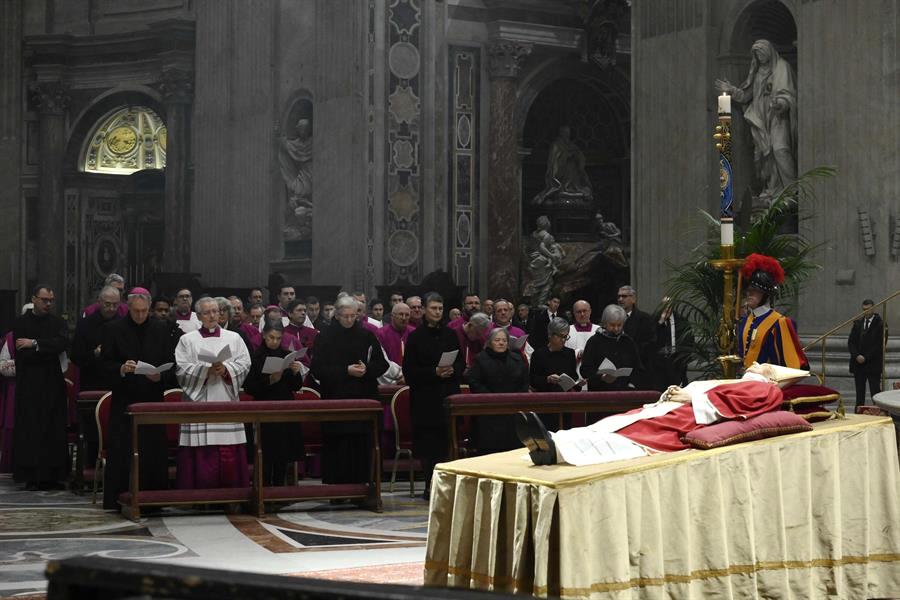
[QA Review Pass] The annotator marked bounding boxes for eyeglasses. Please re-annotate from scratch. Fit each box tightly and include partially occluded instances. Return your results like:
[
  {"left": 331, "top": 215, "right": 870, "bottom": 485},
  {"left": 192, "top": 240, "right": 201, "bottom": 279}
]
[
  {"left": 34, "top": 296, "right": 54, "bottom": 304},
  {"left": 552, "top": 333, "right": 570, "bottom": 340},
  {"left": 177, "top": 294, "right": 192, "bottom": 299},
  {"left": 617, "top": 294, "right": 633, "bottom": 298}
]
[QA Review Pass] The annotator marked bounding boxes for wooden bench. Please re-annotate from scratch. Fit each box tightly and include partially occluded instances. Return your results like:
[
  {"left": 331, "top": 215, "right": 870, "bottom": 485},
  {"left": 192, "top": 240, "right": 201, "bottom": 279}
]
[
  {"left": 123, "top": 399, "right": 383, "bottom": 520},
  {"left": 445, "top": 390, "right": 660, "bottom": 459}
]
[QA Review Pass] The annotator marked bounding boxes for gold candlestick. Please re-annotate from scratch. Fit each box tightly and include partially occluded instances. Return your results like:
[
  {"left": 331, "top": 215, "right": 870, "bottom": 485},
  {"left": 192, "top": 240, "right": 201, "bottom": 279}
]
[{"left": 710, "top": 104, "right": 743, "bottom": 378}]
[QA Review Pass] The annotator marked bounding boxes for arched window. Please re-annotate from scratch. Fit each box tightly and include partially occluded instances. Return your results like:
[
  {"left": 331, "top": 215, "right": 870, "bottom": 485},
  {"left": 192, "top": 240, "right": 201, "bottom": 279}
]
[{"left": 80, "top": 106, "right": 166, "bottom": 174}]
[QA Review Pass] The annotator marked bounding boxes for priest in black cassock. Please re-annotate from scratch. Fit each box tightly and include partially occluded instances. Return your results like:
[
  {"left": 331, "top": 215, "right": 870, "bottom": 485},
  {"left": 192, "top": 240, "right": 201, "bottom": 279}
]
[
  {"left": 310, "top": 296, "right": 388, "bottom": 485},
  {"left": 71, "top": 286, "right": 122, "bottom": 391},
  {"left": 99, "top": 288, "right": 172, "bottom": 510},
  {"left": 403, "top": 293, "right": 464, "bottom": 498},
  {"left": 12, "top": 284, "right": 69, "bottom": 489}
]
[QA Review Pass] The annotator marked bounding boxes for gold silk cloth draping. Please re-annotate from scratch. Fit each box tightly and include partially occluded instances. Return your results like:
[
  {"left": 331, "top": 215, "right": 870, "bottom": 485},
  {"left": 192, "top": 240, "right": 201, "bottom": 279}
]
[{"left": 424, "top": 415, "right": 900, "bottom": 599}]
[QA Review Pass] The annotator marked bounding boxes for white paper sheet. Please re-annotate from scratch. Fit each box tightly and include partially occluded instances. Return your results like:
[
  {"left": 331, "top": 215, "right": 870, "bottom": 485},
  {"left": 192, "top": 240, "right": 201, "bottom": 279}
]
[
  {"left": 261, "top": 350, "right": 303, "bottom": 374},
  {"left": 596, "top": 357, "right": 632, "bottom": 378},
  {"left": 509, "top": 334, "right": 529, "bottom": 351},
  {"left": 197, "top": 340, "right": 232, "bottom": 364},
  {"left": 134, "top": 361, "right": 174, "bottom": 375},
  {"left": 558, "top": 373, "right": 577, "bottom": 392},
  {"left": 438, "top": 349, "right": 459, "bottom": 368}
]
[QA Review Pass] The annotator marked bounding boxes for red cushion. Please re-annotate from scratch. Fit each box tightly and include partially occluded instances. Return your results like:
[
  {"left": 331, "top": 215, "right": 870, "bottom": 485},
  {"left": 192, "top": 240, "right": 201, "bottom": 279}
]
[
  {"left": 682, "top": 411, "right": 812, "bottom": 450},
  {"left": 781, "top": 384, "right": 840, "bottom": 403},
  {"left": 128, "top": 399, "right": 382, "bottom": 414}
]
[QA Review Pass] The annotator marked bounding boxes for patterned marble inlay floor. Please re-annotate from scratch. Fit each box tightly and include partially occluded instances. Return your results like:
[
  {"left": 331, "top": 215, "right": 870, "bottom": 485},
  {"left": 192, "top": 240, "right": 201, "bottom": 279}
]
[{"left": 0, "top": 475, "right": 429, "bottom": 598}]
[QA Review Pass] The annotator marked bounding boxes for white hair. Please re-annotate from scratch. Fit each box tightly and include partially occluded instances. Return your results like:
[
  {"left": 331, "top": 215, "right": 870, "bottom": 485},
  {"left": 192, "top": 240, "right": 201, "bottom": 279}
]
[
  {"left": 334, "top": 295, "right": 358, "bottom": 314},
  {"left": 601, "top": 304, "right": 627, "bottom": 324},
  {"left": 195, "top": 297, "right": 217, "bottom": 313}
]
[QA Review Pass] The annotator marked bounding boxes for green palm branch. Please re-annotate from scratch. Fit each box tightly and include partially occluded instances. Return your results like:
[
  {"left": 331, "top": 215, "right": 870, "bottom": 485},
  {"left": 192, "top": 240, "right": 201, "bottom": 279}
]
[{"left": 664, "top": 166, "right": 836, "bottom": 378}]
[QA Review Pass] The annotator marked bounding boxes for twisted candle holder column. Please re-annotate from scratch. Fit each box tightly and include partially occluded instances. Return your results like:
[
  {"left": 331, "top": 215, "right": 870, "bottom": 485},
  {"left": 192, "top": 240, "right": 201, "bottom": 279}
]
[{"left": 710, "top": 96, "right": 744, "bottom": 378}]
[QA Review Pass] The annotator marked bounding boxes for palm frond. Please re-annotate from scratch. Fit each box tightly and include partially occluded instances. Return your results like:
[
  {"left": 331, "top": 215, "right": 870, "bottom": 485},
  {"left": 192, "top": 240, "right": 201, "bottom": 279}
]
[{"left": 663, "top": 166, "right": 835, "bottom": 377}]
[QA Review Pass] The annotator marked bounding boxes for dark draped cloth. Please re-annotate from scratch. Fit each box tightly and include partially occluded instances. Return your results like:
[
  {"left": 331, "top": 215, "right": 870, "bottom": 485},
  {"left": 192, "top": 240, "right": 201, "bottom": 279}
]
[
  {"left": 466, "top": 348, "right": 529, "bottom": 452},
  {"left": 99, "top": 315, "right": 172, "bottom": 510},
  {"left": 244, "top": 345, "right": 305, "bottom": 485},
  {"left": 403, "top": 323, "right": 464, "bottom": 483},
  {"left": 579, "top": 331, "right": 643, "bottom": 391},
  {"left": 529, "top": 345, "right": 579, "bottom": 392},
  {"left": 12, "top": 310, "right": 69, "bottom": 484},
  {"left": 71, "top": 310, "right": 121, "bottom": 391},
  {"left": 310, "top": 322, "right": 387, "bottom": 484}
]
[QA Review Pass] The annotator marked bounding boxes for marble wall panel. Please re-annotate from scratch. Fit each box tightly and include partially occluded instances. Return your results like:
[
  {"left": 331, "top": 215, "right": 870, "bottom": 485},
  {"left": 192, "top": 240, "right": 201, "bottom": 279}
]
[
  {"left": 631, "top": 0, "right": 715, "bottom": 310},
  {"left": 0, "top": 0, "right": 22, "bottom": 291},
  {"left": 191, "top": 0, "right": 274, "bottom": 287}
]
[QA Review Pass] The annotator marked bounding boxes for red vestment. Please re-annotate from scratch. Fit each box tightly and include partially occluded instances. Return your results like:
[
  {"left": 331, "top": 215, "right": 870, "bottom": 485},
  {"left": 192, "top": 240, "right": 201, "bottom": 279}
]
[{"left": 616, "top": 381, "right": 784, "bottom": 452}]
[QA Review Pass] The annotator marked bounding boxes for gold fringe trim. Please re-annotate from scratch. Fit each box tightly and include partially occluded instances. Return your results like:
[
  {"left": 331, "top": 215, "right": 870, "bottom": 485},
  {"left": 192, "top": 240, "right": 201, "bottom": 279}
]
[
  {"left": 436, "top": 416, "right": 893, "bottom": 490},
  {"left": 425, "top": 553, "right": 900, "bottom": 596},
  {"left": 785, "top": 393, "right": 840, "bottom": 405}
]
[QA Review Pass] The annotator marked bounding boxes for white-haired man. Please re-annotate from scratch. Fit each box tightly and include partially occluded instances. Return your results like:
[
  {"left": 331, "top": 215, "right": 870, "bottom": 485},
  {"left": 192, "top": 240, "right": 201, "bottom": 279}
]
[
  {"left": 81, "top": 273, "right": 128, "bottom": 320},
  {"left": 566, "top": 300, "right": 600, "bottom": 364},
  {"left": 99, "top": 287, "right": 171, "bottom": 510},
  {"left": 174, "top": 296, "right": 252, "bottom": 489},
  {"left": 72, "top": 285, "right": 123, "bottom": 391}
]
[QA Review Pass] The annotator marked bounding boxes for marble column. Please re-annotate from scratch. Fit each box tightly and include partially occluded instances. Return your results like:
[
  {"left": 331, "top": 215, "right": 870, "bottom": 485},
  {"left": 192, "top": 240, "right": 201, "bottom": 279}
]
[
  {"left": 31, "top": 81, "right": 69, "bottom": 295},
  {"left": 158, "top": 68, "right": 193, "bottom": 273},
  {"left": 486, "top": 41, "right": 531, "bottom": 300}
]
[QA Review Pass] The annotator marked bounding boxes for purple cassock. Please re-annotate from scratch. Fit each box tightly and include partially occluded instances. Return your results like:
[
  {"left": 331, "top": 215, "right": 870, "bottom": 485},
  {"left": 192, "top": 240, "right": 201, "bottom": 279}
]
[
  {"left": 0, "top": 332, "right": 16, "bottom": 472},
  {"left": 238, "top": 322, "right": 263, "bottom": 352},
  {"left": 377, "top": 323, "right": 415, "bottom": 364},
  {"left": 284, "top": 324, "right": 318, "bottom": 367},
  {"left": 359, "top": 317, "right": 381, "bottom": 335},
  {"left": 448, "top": 318, "right": 492, "bottom": 367},
  {"left": 82, "top": 302, "right": 129, "bottom": 320}
]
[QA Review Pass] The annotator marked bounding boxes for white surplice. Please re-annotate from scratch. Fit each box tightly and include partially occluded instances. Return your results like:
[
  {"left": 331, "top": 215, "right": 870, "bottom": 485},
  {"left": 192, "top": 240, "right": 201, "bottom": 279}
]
[{"left": 175, "top": 328, "right": 251, "bottom": 446}]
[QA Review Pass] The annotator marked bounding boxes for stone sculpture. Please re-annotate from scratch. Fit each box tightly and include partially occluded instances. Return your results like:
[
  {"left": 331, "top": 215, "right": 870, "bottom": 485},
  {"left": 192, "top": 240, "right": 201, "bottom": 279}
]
[
  {"left": 527, "top": 216, "right": 565, "bottom": 307},
  {"left": 278, "top": 117, "right": 313, "bottom": 241},
  {"left": 532, "top": 126, "right": 593, "bottom": 207},
  {"left": 716, "top": 39, "right": 797, "bottom": 205}
]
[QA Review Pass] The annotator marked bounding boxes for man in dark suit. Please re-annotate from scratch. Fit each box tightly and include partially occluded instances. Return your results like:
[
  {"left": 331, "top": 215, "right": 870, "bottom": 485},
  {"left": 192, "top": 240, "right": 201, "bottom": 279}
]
[
  {"left": 618, "top": 286, "right": 655, "bottom": 371},
  {"left": 848, "top": 299, "right": 885, "bottom": 408},
  {"left": 528, "top": 296, "right": 560, "bottom": 350},
  {"left": 650, "top": 297, "right": 694, "bottom": 390}
]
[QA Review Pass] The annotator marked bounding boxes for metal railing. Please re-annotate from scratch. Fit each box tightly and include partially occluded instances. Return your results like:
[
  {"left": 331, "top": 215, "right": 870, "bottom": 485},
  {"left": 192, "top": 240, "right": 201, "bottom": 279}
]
[{"left": 802, "top": 289, "right": 899, "bottom": 387}]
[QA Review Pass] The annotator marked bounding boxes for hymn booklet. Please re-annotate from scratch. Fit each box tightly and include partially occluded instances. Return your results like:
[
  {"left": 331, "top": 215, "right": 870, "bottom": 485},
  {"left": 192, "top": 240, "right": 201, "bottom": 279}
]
[
  {"left": 261, "top": 349, "right": 305, "bottom": 374},
  {"left": 197, "top": 340, "right": 232, "bottom": 364},
  {"left": 596, "top": 358, "right": 632, "bottom": 378},
  {"left": 134, "top": 361, "right": 174, "bottom": 375},
  {"left": 557, "top": 373, "right": 578, "bottom": 392}
]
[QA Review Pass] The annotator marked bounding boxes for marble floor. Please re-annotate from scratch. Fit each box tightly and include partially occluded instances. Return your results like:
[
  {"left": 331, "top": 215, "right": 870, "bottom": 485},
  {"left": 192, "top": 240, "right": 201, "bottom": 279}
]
[{"left": 0, "top": 474, "right": 430, "bottom": 598}]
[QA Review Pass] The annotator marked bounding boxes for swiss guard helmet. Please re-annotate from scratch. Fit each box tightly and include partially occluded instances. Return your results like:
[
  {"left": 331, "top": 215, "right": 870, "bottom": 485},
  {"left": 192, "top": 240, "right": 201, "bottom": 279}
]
[{"left": 741, "top": 253, "right": 785, "bottom": 303}]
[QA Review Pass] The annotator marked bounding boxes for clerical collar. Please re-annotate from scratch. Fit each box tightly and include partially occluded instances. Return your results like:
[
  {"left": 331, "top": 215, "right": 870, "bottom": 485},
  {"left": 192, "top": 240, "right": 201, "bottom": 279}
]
[
  {"left": 751, "top": 304, "right": 771, "bottom": 318},
  {"left": 574, "top": 323, "right": 594, "bottom": 332},
  {"left": 199, "top": 326, "right": 221, "bottom": 338},
  {"left": 175, "top": 311, "right": 192, "bottom": 320}
]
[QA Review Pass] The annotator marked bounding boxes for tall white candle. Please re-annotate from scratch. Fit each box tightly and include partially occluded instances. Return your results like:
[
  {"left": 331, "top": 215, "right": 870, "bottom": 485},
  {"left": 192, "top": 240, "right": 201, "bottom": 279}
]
[
  {"left": 718, "top": 93, "right": 731, "bottom": 115},
  {"left": 721, "top": 221, "right": 734, "bottom": 246}
]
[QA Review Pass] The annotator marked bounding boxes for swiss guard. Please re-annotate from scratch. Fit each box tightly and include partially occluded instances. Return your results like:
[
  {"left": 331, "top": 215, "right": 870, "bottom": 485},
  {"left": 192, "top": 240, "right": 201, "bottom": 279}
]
[{"left": 737, "top": 253, "right": 808, "bottom": 370}]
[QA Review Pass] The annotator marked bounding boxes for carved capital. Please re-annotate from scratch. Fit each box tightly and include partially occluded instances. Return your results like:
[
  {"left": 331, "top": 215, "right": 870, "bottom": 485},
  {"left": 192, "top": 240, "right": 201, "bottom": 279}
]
[
  {"left": 29, "top": 81, "right": 70, "bottom": 115},
  {"left": 157, "top": 68, "right": 194, "bottom": 104},
  {"left": 487, "top": 41, "right": 532, "bottom": 80}
]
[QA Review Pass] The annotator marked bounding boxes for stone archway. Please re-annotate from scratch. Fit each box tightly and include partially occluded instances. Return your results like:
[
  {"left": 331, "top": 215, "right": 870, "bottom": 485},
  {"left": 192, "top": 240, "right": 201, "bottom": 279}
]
[{"left": 62, "top": 91, "right": 168, "bottom": 308}]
